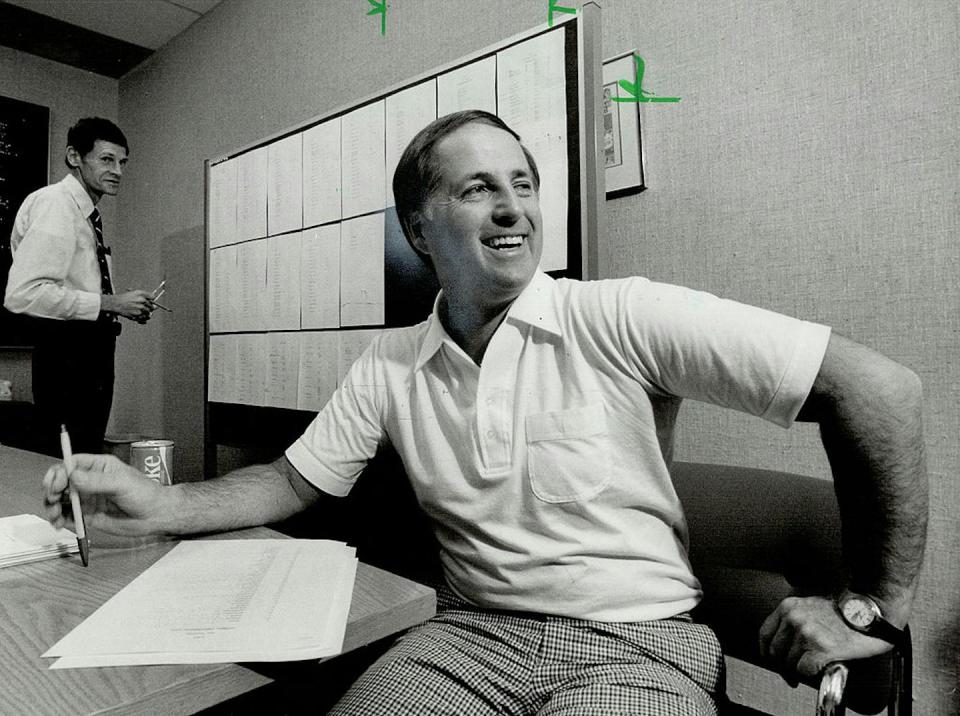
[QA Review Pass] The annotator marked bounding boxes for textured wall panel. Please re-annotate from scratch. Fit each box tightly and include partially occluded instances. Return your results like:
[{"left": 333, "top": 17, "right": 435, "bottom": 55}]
[{"left": 601, "top": 1, "right": 958, "bottom": 713}]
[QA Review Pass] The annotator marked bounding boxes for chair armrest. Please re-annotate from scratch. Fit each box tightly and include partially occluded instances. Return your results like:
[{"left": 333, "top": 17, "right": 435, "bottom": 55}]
[{"left": 673, "top": 462, "right": 904, "bottom": 715}]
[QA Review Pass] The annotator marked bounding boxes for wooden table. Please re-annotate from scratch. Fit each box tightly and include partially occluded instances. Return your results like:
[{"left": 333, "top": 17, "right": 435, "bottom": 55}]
[{"left": 0, "top": 445, "right": 436, "bottom": 715}]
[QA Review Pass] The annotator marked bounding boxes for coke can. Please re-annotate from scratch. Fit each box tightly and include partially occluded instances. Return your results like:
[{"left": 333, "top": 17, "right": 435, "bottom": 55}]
[{"left": 130, "top": 440, "right": 174, "bottom": 485}]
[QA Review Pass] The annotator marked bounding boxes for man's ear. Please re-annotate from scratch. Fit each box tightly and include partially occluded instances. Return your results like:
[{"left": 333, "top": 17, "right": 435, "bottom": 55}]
[
  {"left": 65, "top": 146, "right": 81, "bottom": 169},
  {"left": 410, "top": 229, "right": 429, "bottom": 256},
  {"left": 407, "top": 214, "right": 430, "bottom": 256}
]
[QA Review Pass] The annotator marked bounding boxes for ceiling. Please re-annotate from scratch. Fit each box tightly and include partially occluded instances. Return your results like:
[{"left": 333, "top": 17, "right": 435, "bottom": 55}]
[{"left": 0, "top": 0, "right": 222, "bottom": 78}]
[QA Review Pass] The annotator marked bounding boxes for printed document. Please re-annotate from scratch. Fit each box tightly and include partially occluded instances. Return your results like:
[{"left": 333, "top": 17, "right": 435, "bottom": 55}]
[
  {"left": 497, "top": 30, "right": 569, "bottom": 272},
  {"left": 44, "top": 539, "right": 358, "bottom": 668}
]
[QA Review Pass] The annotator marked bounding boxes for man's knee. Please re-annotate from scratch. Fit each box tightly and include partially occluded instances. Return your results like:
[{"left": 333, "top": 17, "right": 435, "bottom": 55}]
[
  {"left": 538, "top": 679, "right": 718, "bottom": 716},
  {"left": 328, "top": 618, "right": 529, "bottom": 716}
]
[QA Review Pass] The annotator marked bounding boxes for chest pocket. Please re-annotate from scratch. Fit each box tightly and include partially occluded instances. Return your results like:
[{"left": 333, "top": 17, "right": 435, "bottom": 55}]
[{"left": 525, "top": 403, "right": 611, "bottom": 503}]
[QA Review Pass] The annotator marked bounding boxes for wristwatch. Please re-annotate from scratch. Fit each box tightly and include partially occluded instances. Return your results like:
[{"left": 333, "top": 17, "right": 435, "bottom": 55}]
[{"left": 835, "top": 590, "right": 909, "bottom": 648}]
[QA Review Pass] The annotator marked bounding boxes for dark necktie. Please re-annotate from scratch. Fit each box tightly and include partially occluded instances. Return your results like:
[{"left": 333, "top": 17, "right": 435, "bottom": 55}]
[{"left": 90, "top": 208, "right": 114, "bottom": 295}]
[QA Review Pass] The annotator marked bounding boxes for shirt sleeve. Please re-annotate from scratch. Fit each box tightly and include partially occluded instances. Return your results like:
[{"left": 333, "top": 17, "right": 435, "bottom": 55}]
[
  {"left": 285, "top": 341, "right": 387, "bottom": 496},
  {"left": 584, "top": 278, "right": 831, "bottom": 428},
  {"left": 4, "top": 191, "right": 101, "bottom": 321}
]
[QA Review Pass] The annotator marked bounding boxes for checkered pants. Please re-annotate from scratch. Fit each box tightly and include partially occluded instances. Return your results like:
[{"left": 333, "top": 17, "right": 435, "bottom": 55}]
[{"left": 329, "top": 588, "right": 724, "bottom": 715}]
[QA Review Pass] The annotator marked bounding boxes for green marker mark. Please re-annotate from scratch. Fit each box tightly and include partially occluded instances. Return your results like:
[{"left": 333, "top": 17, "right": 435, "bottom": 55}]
[
  {"left": 612, "top": 54, "right": 681, "bottom": 103},
  {"left": 548, "top": 0, "right": 576, "bottom": 27},
  {"left": 367, "top": 0, "right": 387, "bottom": 36}
]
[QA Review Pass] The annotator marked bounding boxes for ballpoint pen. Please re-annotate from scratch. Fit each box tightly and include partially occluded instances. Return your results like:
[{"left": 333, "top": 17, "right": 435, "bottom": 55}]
[
  {"left": 128, "top": 284, "right": 173, "bottom": 313},
  {"left": 59, "top": 425, "right": 89, "bottom": 567},
  {"left": 151, "top": 280, "right": 172, "bottom": 312}
]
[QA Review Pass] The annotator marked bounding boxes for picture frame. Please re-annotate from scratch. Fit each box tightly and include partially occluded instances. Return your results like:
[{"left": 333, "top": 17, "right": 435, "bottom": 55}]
[{"left": 602, "top": 50, "right": 646, "bottom": 199}]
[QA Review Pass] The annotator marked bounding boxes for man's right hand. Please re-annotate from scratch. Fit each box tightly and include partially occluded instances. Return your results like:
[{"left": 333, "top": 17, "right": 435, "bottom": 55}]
[
  {"left": 101, "top": 290, "right": 155, "bottom": 322},
  {"left": 42, "top": 454, "right": 169, "bottom": 537}
]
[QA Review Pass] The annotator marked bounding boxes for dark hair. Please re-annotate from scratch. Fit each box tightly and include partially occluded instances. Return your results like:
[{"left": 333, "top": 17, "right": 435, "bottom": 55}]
[
  {"left": 392, "top": 110, "right": 540, "bottom": 264},
  {"left": 64, "top": 117, "right": 128, "bottom": 168}
]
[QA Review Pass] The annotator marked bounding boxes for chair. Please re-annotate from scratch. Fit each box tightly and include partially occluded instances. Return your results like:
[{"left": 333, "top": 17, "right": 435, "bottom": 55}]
[{"left": 672, "top": 461, "right": 911, "bottom": 715}]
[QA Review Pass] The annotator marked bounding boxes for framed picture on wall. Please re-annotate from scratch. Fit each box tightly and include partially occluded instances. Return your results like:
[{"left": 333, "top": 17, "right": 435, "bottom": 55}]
[
  {"left": 0, "top": 95, "right": 49, "bottom": 347},
  {"left": 602, "top": 50, "right": 646, "bottom": 199}
]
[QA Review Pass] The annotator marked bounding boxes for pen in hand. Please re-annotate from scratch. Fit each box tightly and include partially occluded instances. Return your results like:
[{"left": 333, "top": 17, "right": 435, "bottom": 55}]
[
  {"left": 152, "top": 280, "right": 172, "bottom": 312},
  {"left": 59, "top": 425, "right": 89, "bottom": 567}
]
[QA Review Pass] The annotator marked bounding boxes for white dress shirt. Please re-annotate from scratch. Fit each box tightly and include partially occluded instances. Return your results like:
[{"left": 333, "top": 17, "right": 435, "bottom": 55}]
[{"left": 5, "top": 174, "right": 105, "bottom": 321}]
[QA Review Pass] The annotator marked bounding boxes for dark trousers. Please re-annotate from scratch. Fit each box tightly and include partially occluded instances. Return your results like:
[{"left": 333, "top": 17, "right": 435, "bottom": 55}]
[{"left": 30, "top": 319, "right": 118, "bottom": 457}]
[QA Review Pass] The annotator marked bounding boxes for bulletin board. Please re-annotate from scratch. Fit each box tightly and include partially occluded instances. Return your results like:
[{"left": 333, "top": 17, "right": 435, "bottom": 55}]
[{"left": 204, "top": 8, "right": 604, "bottom": 454}]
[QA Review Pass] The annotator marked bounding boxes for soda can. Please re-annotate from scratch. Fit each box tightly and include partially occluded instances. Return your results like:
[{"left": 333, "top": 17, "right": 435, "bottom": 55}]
[{"left": 130, "top": 440, "right": 174, "bottom": 485}]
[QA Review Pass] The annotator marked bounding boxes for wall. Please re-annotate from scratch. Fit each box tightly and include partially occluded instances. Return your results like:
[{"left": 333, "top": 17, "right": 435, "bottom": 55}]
[
  {"left": 116, "top": 1, "right": 958, "bottom": 713},
  {"left": 0, "top": 47, "right": 118, "bottom": 408},
  {"left": 601, "top": 2, "right": 958, "bottom": 712}
]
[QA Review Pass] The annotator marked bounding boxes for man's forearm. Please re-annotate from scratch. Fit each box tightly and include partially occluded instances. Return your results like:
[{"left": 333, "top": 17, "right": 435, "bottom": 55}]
[
  {"left": 805, "top": 335, "right": 928, "bottom": 621},
  {"left": 158, "top": 458, "right": 316, "bottom": 535}
]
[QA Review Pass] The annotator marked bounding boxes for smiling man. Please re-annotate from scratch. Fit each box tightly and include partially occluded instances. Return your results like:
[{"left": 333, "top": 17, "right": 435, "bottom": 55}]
[
  {"left": 5, "top": 117, "right": 157, "bottom": 455},
  {"left": 398, "top": 116, "right": 543, "bottom": 364},
  {"left": 41, "top": 111, "right": 926, "bottom": 715}
]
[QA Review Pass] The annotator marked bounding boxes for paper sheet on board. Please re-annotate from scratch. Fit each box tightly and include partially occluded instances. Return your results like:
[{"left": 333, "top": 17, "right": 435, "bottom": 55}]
[
  {"left": 267, "top": 133, "right": 303, "bottom": 236},
  {"left": 339, "top": 214, "right": 385, "bottom": 326},
  {"left": 437, "top": 56, "right": 497, "bottom": 117},
  {"left": 237, "top": 146, "right": 269, "bottom": 241},
  {"left": 497, "top": 30, "right": 569, "bottom": 272},
  {"left": 300, "top": 224, "right": 341, "bottom": 330},
  {"left": 341, "top": 101, "right": 386, "bottom": 219},
  {"left": 302, "top": 118, "right": 342, "bottom": 227}
]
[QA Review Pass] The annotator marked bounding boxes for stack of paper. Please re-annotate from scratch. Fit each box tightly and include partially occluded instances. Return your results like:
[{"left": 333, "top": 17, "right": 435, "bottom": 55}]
[
  {"left": 0, "top": 514, "right": 79, "bottom": 568},
  {"left": 44, "top": 539, "right": 358, "bottom": 668}
]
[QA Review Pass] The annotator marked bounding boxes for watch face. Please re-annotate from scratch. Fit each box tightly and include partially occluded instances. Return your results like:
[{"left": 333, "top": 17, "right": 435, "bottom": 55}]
[{"left": 842, "top": 596, "right": 878, "bottom": 629}]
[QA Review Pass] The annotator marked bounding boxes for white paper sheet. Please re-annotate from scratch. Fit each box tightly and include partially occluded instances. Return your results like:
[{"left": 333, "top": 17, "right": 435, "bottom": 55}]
[
  {"left": 208, "top": 245, "right": 237, "bottom": 333},
  {"left": 298, "top": 331, "right": 340, "bottom": 412},
  {"left": 302, "top": 118, "right": 342, "bottom": 227},
  {"left": 385, "top": 80, "right": 437, "bottom": 207},
  {"left": 208, "top": 334, "right": 238, "bottom": 404},
  {"left": 44, "top": 540, "right": 357, "bottom": 668},
  {"left": 208, "top": 158, "right": 238, "bottom": 249},
  {"left": 0, "top": 514, "right": 78, "bottom": 568},
  {"left": 340, "top": 214, "right": 385, "bottom": 326},
  {"left": 497, "top": 31, "right": 569, "bottom": 272},
  {"left": 237, "top": 146, "right": 269, "bottom": 241},
  {"left": 267, "top": 133, "right": 304, "bottom": 236},
  {"left": 437, "top": 56, "right": 497, "bottom": 116},
  {"left": 264, "top": 332, "right": 300, "bottom": 409},
  {"left": 300, "top": 224, "right": 341, "bottom": 329},
  {"left": 236, "top": 333, "right": 267, "bottom": 406},
  {"left": 236, "top": 240, "right": 268, "bottom": 332},
  {"left": 265, "top": 233, "right": 302, "bottom": 331},
  {"left": 338, "top": 329, "right": 382, "bottom": 384},
  {"left": 341, "top": 101, "right": 386, "bottom": 219}
]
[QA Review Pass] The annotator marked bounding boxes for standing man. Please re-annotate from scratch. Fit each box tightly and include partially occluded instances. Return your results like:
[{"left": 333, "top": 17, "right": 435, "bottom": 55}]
[
  {"left": 42, "top": 111, "right": 927, "bottom": 715},
  {"left": 5, "top": 117, "right": 156, "bottom": 456}
]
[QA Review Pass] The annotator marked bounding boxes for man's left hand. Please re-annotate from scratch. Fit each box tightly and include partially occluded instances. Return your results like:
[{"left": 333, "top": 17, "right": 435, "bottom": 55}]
[{"left": 758, "top": 595, "right": 893, "bottom": 686}]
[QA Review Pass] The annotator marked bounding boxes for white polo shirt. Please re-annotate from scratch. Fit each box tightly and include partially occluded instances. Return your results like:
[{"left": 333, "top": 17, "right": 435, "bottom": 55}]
[{"left": 287, "top": 272, "right": 831, "bottom": 622}]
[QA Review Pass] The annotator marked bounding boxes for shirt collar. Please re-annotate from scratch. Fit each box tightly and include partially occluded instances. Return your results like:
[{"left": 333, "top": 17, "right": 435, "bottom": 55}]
[
  {"left": 61, "top": 174, "right": 96, "bottom": 220},
  {"left": 414, "top": 271, "right": 563, "bottom": 372},
  {"left": 505, "top": 270, "right": 563, "bottom": 337}
]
